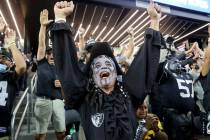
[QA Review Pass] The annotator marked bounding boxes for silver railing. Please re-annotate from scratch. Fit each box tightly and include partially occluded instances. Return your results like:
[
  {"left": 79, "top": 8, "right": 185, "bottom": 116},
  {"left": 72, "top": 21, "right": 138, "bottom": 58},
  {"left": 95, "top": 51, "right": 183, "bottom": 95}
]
[
  {"left": 10, "top": 72, "right": 37, "bottom": 140},
  {"left": 11, "top": 87, "right": 29, "bottom": 140},
  {"left": 28, "top": 73, "right": 37, "bottom": 133}
]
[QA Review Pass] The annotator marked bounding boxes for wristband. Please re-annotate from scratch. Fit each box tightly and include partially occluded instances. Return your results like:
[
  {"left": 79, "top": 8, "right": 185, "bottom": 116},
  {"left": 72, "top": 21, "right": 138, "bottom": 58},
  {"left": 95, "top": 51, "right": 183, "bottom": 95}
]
[
  {"left": 4, "top": 41, "right": 16, "bottom": 49},
  {"left": 208, "top": 37, "right": 210, "bottom": 42},
  {"left": 55, "top": 18, "right": 66, "bottom": 23}
]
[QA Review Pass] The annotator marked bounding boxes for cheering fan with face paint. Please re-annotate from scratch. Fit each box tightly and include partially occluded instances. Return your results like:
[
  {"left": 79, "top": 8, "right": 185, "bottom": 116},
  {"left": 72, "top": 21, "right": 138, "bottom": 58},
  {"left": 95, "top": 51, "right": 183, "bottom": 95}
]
[
  {"left": 51, "top": 1, "right": 164, "bottom": 140},
  {"left": 91, "top": 55, "right": 117, "bottom": 92}
]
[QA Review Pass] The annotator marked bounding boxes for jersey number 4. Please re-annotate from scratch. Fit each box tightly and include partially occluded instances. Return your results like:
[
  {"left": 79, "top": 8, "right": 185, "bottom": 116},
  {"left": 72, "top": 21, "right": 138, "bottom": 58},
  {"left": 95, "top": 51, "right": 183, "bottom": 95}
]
[{"left": 176, "top": 79, "right": 194, "bottom": 98}]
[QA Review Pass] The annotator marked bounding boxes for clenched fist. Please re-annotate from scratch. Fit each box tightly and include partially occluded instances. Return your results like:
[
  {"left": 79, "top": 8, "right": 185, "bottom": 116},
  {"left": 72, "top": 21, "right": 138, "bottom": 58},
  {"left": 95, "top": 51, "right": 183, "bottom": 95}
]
[
  {"left": 147, "top": 0, "right": 161, "bottom": 21},
  {"left": 54, "top": 80, "right": 61, "bottom": 88},
  {"left": 127, "top": 27, "right": 134, "bottom": 36},
  {"left": 54, "top": 1, "right": 74, "bottom": 20}
]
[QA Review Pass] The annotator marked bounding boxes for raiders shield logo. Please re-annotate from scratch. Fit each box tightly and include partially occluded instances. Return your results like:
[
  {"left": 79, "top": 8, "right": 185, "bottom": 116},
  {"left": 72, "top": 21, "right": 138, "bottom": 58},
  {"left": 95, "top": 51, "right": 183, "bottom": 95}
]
[{"left": 91, "top": 113, "right": 104, "bottom": 127}]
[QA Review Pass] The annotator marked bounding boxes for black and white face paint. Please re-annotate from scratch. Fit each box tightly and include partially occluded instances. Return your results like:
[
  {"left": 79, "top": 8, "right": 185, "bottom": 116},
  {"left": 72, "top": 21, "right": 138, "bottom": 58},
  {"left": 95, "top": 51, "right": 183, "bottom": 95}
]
[{"left": 91, "top": 55, "right": 117, "bottom": 89}]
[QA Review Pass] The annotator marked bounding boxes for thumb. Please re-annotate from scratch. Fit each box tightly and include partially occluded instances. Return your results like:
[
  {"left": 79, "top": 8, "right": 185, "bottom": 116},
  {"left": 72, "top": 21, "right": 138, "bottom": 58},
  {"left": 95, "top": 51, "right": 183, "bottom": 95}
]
[{"left": 46, "top": 20, "right": 54, "bottom": 25}]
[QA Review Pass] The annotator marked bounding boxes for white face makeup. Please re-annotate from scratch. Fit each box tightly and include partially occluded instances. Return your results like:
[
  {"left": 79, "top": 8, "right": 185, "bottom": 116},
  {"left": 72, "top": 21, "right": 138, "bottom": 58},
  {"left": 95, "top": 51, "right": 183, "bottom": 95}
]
[{"left": 91, "top": 55, "right": 117, "bottom": 89}]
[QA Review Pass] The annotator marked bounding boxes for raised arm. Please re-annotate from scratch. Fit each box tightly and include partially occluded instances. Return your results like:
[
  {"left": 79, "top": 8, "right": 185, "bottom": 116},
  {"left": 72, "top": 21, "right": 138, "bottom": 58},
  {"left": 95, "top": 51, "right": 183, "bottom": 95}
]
[
  {"left": 148, "top": 1, "right": 161, "bottom": 31},
  {"left": 121, "top": 27, "right": 135, "bottom": 59},
  {"left": 37, "top": 10, "right": 53, "bottom": 61},
  {"left": 4, "top": 29, "right": 26, "bottom": 75},
  {"left": 52, "top": 1, "right": 87, "bottom": 109},
  {"left": 124, "top": 1, "right": 163, "bottom": 104},
  {"left": 201, "top": 24, "right": 210, "bottom": 76},
  {"left": 78, "top": 27, "right": 85, "bottom": 52},
  {"left": 78, "top": 27, "right": 87, "bottom": 60}
]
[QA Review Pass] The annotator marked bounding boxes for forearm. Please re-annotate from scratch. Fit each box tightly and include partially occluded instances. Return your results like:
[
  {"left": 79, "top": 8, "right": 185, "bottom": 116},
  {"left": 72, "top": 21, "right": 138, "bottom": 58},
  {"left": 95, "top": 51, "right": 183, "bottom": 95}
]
[
  {"left": 201, "top": 59, "right": 210, "bottom": 76},
  {"left": 121, "top": 34, "right": 135, "bottom": 59},
  {"left": 78, "top": 34, "right": 87, "bottom": 60},
  {"left": 10, "top": 44, "right": 26, "bottom": 75},
  {"left": 149, "top": 19, "right": 159, "bottom": 31},
  {"left": 78, "top": 34, "right": 85, "bottom": 52},
  {"left": 201, "top": 39, "right": 210, "bottom": 76},
  {"left": 37, "top": 25, "right": 46, "bottom": 60}
]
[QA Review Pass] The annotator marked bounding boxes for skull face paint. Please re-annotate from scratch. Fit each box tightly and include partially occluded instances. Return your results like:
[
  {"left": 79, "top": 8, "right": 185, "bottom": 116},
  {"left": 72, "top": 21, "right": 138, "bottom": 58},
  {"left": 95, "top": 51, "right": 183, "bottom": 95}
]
[{"left": 91, "top": 55, "right": 117, "bottom": 89}]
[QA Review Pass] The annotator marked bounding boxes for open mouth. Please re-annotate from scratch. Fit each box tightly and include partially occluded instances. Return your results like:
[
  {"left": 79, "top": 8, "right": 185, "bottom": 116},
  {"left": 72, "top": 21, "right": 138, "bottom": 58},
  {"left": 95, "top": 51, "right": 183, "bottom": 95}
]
[{"left": 100, "top": 71, "right": 110, "bottom": 78}]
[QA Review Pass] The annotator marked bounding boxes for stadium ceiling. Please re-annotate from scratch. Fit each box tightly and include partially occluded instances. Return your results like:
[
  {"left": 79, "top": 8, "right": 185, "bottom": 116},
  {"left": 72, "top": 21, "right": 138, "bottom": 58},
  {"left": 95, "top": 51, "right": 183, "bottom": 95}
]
[{"left": 0, "top": 0, "right": 208, "bottom": 54}]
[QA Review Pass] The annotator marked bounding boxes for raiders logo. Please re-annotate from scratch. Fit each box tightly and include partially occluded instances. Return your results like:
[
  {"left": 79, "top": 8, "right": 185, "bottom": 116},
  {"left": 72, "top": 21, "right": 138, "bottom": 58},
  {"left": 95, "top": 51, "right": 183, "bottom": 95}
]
[{"left": 91, "top": 113, "right": 104, "bottom": 127}]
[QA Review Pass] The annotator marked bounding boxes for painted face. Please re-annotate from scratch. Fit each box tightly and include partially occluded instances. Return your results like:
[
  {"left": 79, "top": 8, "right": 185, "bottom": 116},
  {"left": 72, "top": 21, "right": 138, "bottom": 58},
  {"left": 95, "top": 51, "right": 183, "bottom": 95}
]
[{"left": 91, "top": 55, "right": 117, "bottom": 89}]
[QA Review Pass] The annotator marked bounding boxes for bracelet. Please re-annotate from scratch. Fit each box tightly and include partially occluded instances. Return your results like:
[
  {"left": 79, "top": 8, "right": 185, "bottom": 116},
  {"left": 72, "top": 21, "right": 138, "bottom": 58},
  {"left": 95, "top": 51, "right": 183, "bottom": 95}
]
[
  {"left": 4, "top": 41, "right": 16, "bottom": 48},
  {"left": 55, "top": 18, "right": 66, "bottom": 23},
  {"left": 208, "top": 37, "right": 210, "bottom": 42}
]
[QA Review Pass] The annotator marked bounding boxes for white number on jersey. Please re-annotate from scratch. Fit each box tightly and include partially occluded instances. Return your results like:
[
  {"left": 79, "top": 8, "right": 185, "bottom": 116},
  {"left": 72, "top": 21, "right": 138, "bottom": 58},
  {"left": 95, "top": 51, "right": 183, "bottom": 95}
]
[
  {"left": 176, "top": 79, "right": 194, "bottom": 98},
  {"left": 0, "top": 81, "right": 8, "bottom": 106}
]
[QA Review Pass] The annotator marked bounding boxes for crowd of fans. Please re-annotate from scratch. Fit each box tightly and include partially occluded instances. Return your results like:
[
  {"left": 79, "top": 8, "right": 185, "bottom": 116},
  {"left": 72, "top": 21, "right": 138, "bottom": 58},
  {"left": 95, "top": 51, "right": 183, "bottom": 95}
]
[{"left": 1, "top": 0, "right": 210, "bottom": 140}]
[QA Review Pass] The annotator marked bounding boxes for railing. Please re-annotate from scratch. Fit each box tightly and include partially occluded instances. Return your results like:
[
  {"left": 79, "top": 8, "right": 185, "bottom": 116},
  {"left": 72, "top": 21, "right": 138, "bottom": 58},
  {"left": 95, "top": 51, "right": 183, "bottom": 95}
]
[
  {"left": 11, "top": 87, "right": 29, "bottom": 140},
  {"left": 28, "top": 73, "right": 37, "bottom": 133},
  {"left": 10, "top": 72, "right": 37, "bottom": 140}
]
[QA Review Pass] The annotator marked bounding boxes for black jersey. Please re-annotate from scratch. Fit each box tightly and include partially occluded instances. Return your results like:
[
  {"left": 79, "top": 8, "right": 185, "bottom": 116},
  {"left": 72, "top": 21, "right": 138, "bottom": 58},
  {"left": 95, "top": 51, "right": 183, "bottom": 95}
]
[
  {"left": 0, "top": 71, "right": 18, "bottom": 136},
  {"left": 151, "top": 61, "right": 195, "bottom": 115}
]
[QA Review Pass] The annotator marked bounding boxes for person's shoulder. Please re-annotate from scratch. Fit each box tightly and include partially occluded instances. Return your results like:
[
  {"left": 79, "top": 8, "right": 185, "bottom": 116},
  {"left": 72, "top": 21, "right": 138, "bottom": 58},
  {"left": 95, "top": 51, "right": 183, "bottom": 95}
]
[
  {"left": 37, "top": 58, "right": 47, "bottom": 65},
  {"left": 0, "top": 70, "right": 18, "bottom": 82}
]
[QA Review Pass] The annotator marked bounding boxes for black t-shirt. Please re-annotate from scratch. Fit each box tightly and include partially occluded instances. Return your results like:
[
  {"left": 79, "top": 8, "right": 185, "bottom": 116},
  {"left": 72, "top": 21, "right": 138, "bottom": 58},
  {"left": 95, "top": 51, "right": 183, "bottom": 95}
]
[
  {"left": 36, "top": 58, "right": 62, "bottom": 100},
  {"left": 0, "top": 71, "right": 18, "bottom": 135}
]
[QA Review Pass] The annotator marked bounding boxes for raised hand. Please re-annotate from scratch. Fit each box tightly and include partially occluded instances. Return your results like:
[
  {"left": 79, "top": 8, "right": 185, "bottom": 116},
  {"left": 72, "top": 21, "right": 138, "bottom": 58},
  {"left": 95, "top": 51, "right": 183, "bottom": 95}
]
[
  {"left": 40, "top": 9, "right": 53, "bottom": 26},
  {"left": 147, "top": 0, "right": 161, "bottom": 21},
  {"left": 4, "top": 28, "right": 16, "bottom": 48},
  {"left": 54, "top": 1, "right": 74, "bottom": 19},
  {"left": 78, "top": 27, "right": 85, "bottom": 36},
  {"left": 127, "top": 27, "right": 134, "bottom": 36},
  {"left": 0, "top": 17, "right": 6, "bottom": 32}
]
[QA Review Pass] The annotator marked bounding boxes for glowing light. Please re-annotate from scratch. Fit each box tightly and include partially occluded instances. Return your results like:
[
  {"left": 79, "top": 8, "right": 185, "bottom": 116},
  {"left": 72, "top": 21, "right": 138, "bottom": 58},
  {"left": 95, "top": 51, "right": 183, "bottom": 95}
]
[
  {"left": 6, "top": 0, "right": 22, "bottom": 39},
  {"left": 0, "top": 10, "right": 8, "bottom": 25},
  {"left": 107, "top": 10, "right": 139, "bottom": 42}
]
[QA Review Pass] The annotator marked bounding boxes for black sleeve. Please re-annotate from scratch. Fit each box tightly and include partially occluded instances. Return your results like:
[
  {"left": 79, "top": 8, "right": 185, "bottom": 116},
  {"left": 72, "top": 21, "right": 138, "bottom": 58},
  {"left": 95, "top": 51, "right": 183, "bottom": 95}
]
[
  {"left": 124, "top": 28, "right": 163, "bottom": 104},
  {"left": 51, "top": 23, "right": 87, "bottom": 109}
]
